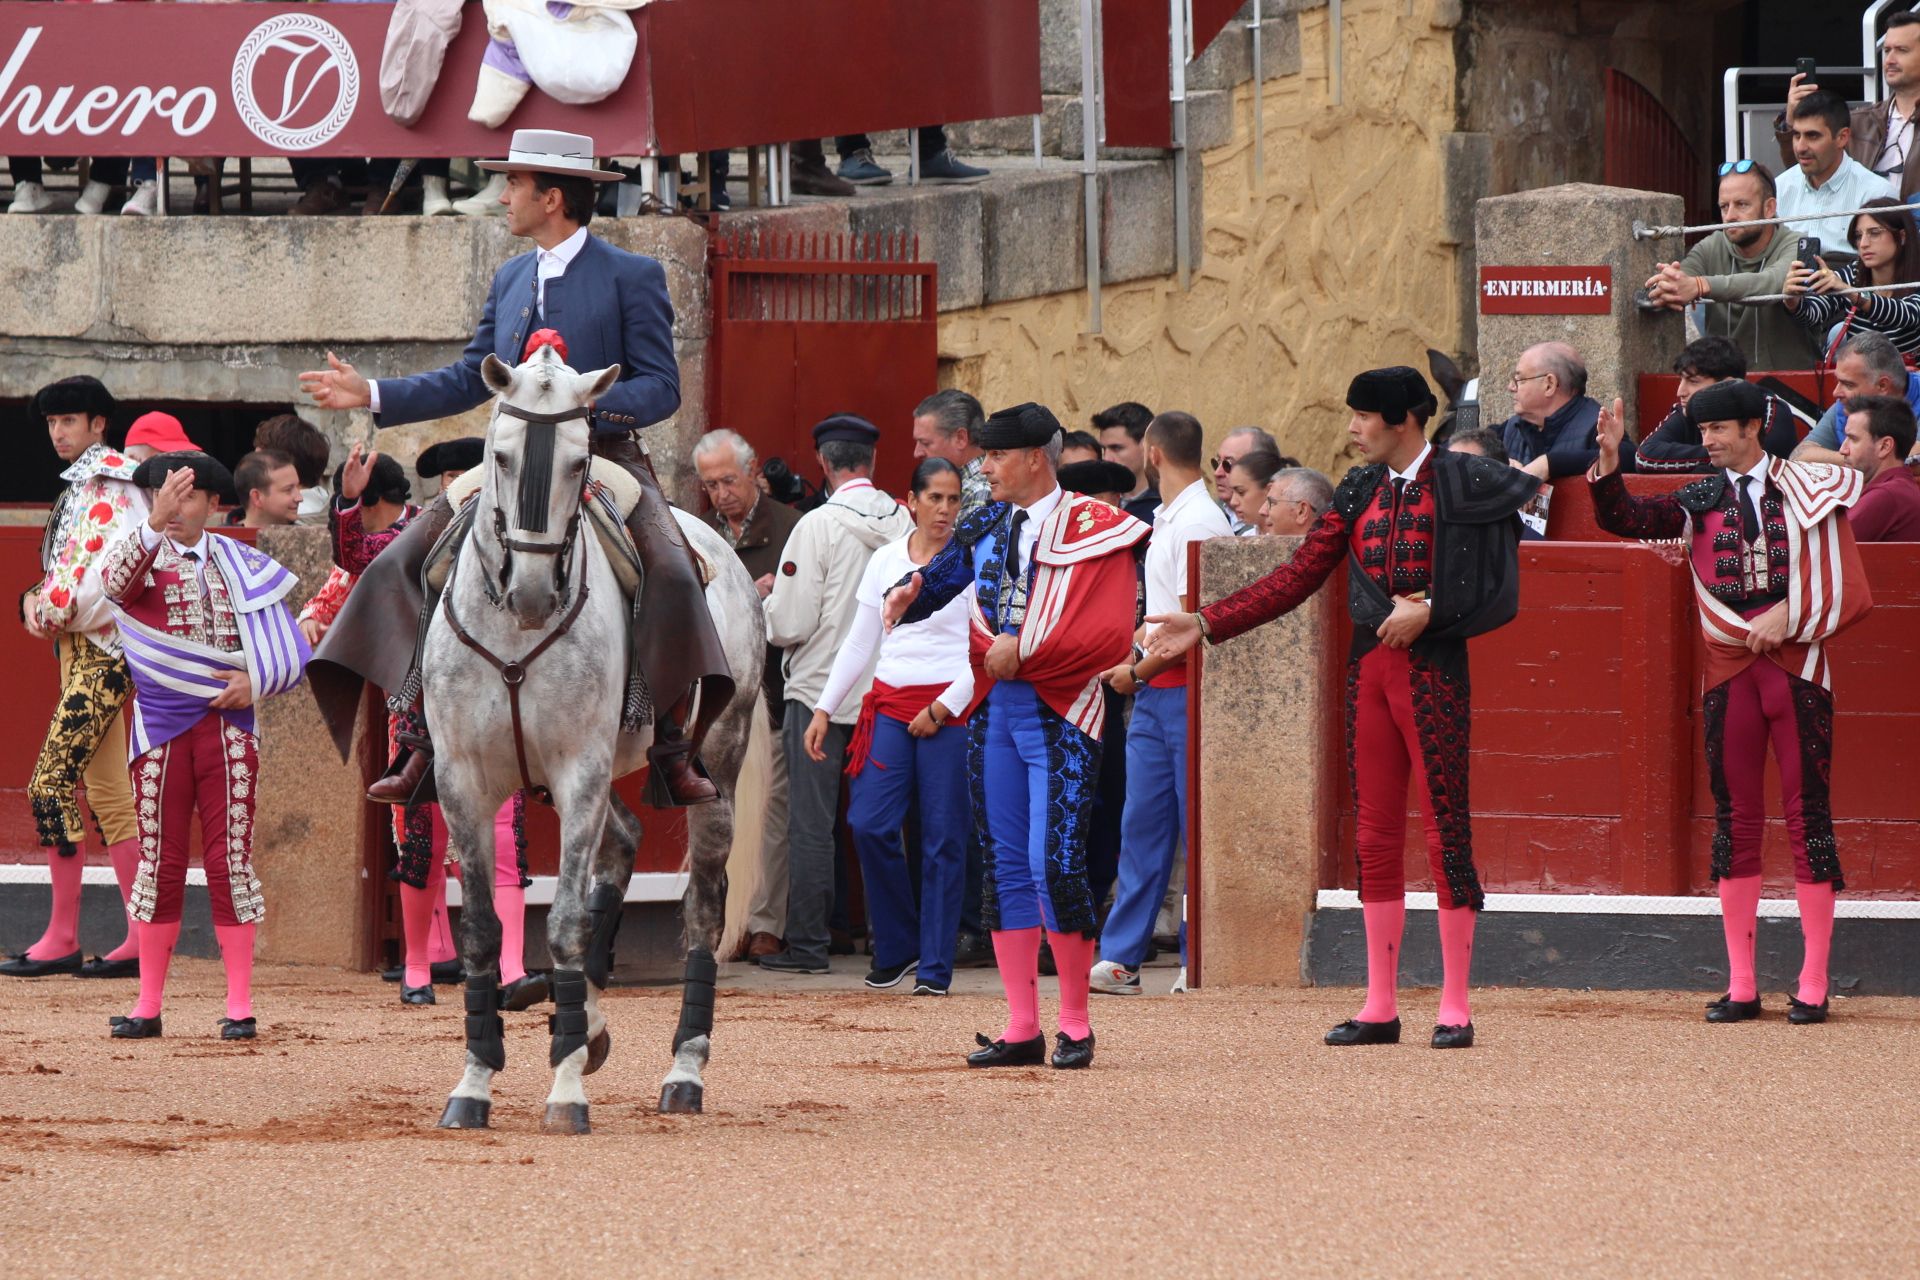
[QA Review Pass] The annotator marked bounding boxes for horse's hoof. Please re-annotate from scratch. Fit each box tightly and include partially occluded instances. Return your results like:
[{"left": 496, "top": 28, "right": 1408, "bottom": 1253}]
[
  {"left": 658, "top": 1081, "right": 704, "bottom": 1115},
  {"left": 437, "top": 1097, "right": 491, "bottom": 1130},
  {"left": 540, "top": 1102, "right": 591, "bottom": 1135},
  {"left": 583, "top": 1028, "right": 611, "bottom": 1076}
]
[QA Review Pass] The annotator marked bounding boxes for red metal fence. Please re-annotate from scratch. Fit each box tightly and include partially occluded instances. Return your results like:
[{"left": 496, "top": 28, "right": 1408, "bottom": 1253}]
[
  {"left": 1605, "top": 68, "right": 1711, "bottom": 234},
  {"left": 709, "top": 231, "right": 938, "bottom": 499}
]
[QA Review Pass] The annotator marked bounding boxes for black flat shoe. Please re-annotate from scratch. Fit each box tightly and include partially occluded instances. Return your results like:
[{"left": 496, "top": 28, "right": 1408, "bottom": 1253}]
[
  {"left": 1050, "top": 1031, "right": 1095, "bottom": 1069},
  {"left": 401, "top": 985, "right": 435, "bottom": 1006},
  {"left": 0, "top": 949, "right": 82, "bottom": 978},
  {"left": 1324, "top": 1017, "right": 1401, "bottom": 1046},
  {"left": 380, "top": 964, "right": 403, "bottom": 983},
  {"left": 430, "top": 959, "right": 466, "bottom": 986},
  {"left": 109, "top": 1015, "right": 162, "bottom": 1039},
  {"left": 966, "top": 1032, "right": 1047, "bottom": 1068},
  {"left": 218, "top": 1017, "right": 257, "bottom": 1040},
  {"left": 1787, "top": 995, "right": 1830, "bottom": 1025},
  {"left": 1431, "top": 1022, "right": 1475, "bottom": 1049},
  {"left": 1705, "top": 994, "right": 1762, "bottom": 1023},
  {"left": 501, "top": 972, "right": 550, "bottom": 1011},
  {"left": 77, "top": 955, "right": 139, "bottom": 979}
]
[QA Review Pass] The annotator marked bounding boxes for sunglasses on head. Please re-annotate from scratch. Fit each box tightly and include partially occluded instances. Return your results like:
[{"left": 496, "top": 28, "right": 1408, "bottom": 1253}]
[{"left": 1718, "top": 159, "right": 1760, "bottom": 176}]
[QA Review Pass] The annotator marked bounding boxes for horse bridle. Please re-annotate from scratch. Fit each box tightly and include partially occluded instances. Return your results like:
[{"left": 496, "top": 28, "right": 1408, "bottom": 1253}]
[
  {"left": 476, "top": 400, "right": 590, "bottom": 610},
  {"left": 443, "top": 398, "right": 595, "bottom": 804}
]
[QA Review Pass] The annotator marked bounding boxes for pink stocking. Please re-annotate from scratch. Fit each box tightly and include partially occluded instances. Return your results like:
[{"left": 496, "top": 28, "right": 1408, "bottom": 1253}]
[
  {"left": 1795, "top": 881, "right": 1836, "bottom": 1006},
  {"left": 1718, "top": 875, "right": 1763, "bottom": 1002},
  {"left": 130, "top": 919, "right": 181, "bottom": 1019},
  {"left": 400, "top": 876, "right": 439, "bottom": 989},
  {"left": 1355, "top": 897, "right": 1406, "bottom": 1022},
  {"left": 1436, "top": 906, "right": 1476, "bottom": 1027},
  {"left": 101, "top": 839, "right": 141, "bottom": 963},
  {"left": 215, "top": 923, "right": 255, "bottom": 1021},
  {"left": 991, "top": 927, "right": 1043, "bottom": 1042},
  {"left": 428, "top": 896, "right": 457, "bottom": 965},
  {"left": 1047, "top": 931, "right": 1097, "bottom": 1039},
  {"left": 495, "top": 800, "right": 526, "bottom": 984},
  {"left": 26, "top": 844, "right": 84, "bottom": 960}
]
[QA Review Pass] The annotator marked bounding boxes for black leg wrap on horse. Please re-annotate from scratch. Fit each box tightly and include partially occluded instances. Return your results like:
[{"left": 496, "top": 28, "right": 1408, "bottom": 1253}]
[
  {"left": 672, "top": 947, "right": 718, "bottom": 1053},
  {"left": 463, "top": 976, "right": 505, "bottom": 1072},
  {"left": 548, "top": 968, "right": 590, "bottom": 1068},
  {"left": 584, "top": 884, "right": 623, "bottom": 989}
]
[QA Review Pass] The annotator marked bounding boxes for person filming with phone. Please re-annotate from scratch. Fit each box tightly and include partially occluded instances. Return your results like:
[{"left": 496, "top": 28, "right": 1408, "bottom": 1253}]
[
  {"left": 1776, "top": 17, "right": 1920, "bottom": 202},
  {"left": 1774, "top": 88, "right": 1895, "bottom": 246},
  {"left": 1785, "top": 198, "right": 1920, "bottom": 360}
]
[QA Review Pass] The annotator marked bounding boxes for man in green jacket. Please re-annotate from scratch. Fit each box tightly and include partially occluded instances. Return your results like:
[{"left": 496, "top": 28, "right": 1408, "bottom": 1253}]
[{"left": 1643, "top": 162, "right": 1820, "bottom": 372}]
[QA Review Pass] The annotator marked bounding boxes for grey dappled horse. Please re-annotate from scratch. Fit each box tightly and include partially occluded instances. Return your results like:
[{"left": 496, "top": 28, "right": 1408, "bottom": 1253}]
[{"left": 426, "top": 346, "right": 766, "bottom": 1134}]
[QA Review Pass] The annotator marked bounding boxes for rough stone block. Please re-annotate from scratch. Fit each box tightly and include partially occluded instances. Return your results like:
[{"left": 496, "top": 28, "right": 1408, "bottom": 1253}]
[
  {"left": 596, "top": 218, "right": 714, "bottom": 343},
  {"left": 1100, "top": 158, "right": 1203, "bottom": 283},
  {"left": 1039, "top": 0, "right": 1088, "bottom": 95},
  {"left": 0, "top": 216, "right": 104, "bottom": 339},
  {"left": 252, "top": 524, "right": 373, "bottom": 969},
  {"left": 1261, "top": 13, "right": 1304, "bottom": 80},
  {"left": 652, "top": 336, "right": 709, "bottom": 508},
  {"left": 1475, "top": 183, "right": 1684, "bottom": 439},
  {"left": 1195, "top": 535, "right": 1335, "bottom": 987},
  {"left": 1184, "top": 88, "right": 1235, "bottom": 153},
  {"left": 944, "top": 113, "right": 1055, "bottom": 156},
  {"left": 1188, "top": 21, "right": 1254, "bottom": 92},
  {"left": 1441, "top": 130, "right": 1493, "bottom": 246},
  {"left": 847, "top": 186, "right": 986, "bottom": 312},
  {"left": 982, "top": 169, "right": 1087, "bottom": 303}
]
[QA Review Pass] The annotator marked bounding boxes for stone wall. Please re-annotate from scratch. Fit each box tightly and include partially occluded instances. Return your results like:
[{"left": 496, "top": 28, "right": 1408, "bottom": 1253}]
[{"left": 934, "top": 0, "right": 1469, "bottom": 474}]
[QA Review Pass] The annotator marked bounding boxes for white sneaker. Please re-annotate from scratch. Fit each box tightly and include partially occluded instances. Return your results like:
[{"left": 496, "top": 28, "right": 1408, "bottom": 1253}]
[
  {"left": 421, "top": 174, "right": 454, "bottom": 216},
  {"left": 74, "top": 179, "right": 112, "bottom": 215},
  {"left": 1088, "top": 959, "right": 1142, "bottom": 995},
  {"left": 453, "top": 172, "right": 506, "bottom": 216},
  {"left": 120, "top": 179, "right": 158, "bottom": 217},
  {"left": 1170, "top": 966, "right": 1187, "bottom": 994},
  {"left": 7, "top": 181, "right": 52, "bottom": 214}
]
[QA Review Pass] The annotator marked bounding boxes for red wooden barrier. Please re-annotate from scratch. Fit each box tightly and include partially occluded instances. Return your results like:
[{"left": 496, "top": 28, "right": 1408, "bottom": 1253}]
[
  {"left": 1636, "top": 371, "right": 1833, "bottom": 431},
  {"left": 1326, "top": 540, "right": 1920, "bottom": 899}
]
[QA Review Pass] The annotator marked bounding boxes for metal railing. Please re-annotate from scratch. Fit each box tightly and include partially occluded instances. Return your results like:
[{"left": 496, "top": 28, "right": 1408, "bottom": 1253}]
[{"left": 1720, "top": 0, "right": 1904, "bottom": 163}]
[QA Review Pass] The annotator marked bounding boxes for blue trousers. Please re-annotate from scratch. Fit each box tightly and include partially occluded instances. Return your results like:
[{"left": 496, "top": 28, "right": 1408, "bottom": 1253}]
[
  {"left": 1099, "top": 684, "right": 1188, "bottom": 968},
  {"left": 976, "top": 680, "right": 1102, "bottom": 935},
  {"left": 848, "top": 715, "right": 969, "bottom": 987}
]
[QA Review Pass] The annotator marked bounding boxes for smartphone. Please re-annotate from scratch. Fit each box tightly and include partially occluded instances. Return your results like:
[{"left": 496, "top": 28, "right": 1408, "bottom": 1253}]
[
  {"left": 1796, "top": 56, "right": 1817, "bottom": 79},
  {"left": 1797, "top": 235, "right": 1822, "bottom": 269}
]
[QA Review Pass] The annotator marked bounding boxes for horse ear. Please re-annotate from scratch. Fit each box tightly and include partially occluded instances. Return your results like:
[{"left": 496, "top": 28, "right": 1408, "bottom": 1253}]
[
  {"left": 482, "top": 353, "right": 515, "bottom": 395},
  {"left": 1427, "top": 348, "right": 1468, "bottom": 406},
  {"left": 580, "top": 364, "right": 622, "bottom": 404}
]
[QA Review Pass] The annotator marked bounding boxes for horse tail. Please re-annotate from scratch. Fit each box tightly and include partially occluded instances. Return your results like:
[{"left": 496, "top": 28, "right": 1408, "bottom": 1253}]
[{"left": 714, "top": 705, "right": 771, "bottom": 960}]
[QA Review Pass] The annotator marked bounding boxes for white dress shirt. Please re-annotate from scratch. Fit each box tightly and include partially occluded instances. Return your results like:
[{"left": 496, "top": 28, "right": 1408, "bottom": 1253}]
[
  {"left": 1388, "top": 441, "right": 1433, "bottom": 487},
  {"left": 370, "top": 226, "right": 589, "bottom": 415},
  {"left": 815, "top": 534, "right": 974, "bottom": 717},
  {"left": 137, "top": 522, "right": 208, "bottom": 594},
  {"left": 1775, "top": 152, "right": 1897, "bottom": 246},
  {"left": 1011, "top": 484, "right": 1064, "bottom": 571},
  {"left": 1143, "top": 476, "right": 1234, "bottom": 640}
]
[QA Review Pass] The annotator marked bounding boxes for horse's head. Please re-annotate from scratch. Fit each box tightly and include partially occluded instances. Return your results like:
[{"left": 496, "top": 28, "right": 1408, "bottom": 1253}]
[{"left": 479, "top": 347, "right": 621, "bottom": 629}]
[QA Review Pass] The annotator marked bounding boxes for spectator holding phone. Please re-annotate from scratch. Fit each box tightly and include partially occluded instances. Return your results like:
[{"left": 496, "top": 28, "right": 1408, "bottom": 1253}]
[
  {"left": 1775, "top": 17, "right": 1920, "bottom": 203},
  {"left": 1785, "top": 197, "right": 1920, "bottom": 360},
  {"left": 1775, "top": 89, "right": 1895, "bottom": 247},
  {"left": 1643, "top": 161, "right": 1820, "bottom": 371}
]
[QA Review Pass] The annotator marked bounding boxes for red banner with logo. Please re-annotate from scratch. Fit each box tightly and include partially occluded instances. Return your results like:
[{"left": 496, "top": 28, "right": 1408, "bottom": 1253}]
[
  {"left": 1478, "top": 266, "right": 1615, "bottom": 315},
  {"left": 0, "top": 3, "right": 654, "bottom": 157}
]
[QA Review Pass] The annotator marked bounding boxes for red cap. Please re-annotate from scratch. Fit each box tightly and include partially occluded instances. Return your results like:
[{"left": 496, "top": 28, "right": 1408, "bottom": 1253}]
[
  {"left": 524, "top": 328, "right": 569, "bottom": 363},
  {"left": 124, "top": 411, "right": 196, "bottom": 454}
]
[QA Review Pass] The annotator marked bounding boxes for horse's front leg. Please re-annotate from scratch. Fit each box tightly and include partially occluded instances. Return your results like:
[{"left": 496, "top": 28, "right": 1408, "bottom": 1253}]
[
  {"left": 541, "top": 779, "right": 614, "bottom": 1135},
  {"left": 437, "top": 781, "right": 507, "bottom": 1130},
  {"left": 660, "top": 780, "right": 733, "bottom": 1115}
]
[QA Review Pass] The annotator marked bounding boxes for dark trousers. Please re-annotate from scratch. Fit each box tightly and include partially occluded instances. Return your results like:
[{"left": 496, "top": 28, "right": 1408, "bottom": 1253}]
[
  {"left": 781, "top": 699, "right": 850, "bottom": 966},
  {"left": 1704, "top": 659, "right": 1843, "bottom": 886},
  {"left": 10, "top": 156, "right": 151, "bottom": 185},
  {"left": 849, "top": 715, "right": 968, "bottom": 986}
]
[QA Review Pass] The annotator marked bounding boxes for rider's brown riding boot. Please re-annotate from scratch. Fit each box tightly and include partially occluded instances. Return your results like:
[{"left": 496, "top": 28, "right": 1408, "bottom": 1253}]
[
  {"left": 647, "top": 694, "right": 719, "bottom": 807},
  {"left": 368, "top": 728, "right": 435, "bottom": 805}
]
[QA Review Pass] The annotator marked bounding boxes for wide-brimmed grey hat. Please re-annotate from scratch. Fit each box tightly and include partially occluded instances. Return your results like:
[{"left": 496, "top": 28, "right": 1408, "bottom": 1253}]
[{"left": 477, "top": 129, "right": 624, "bottom": 182}]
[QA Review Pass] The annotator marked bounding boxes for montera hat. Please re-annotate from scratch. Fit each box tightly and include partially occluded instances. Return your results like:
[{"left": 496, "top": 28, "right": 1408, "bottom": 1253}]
[
  {"left": 125, "top": 412, "right": 197, "bottom": 455},
  {"left": 477, "top": 130, "right": 625, "bottom": 182},
  {"left": 975, "top": 402, "right": 1064, "bottom": 449},
  {"left": 811, "top": 414, "right": 881, "bottom": 447},
  {"left": 31, "top": 375, "right": 114, "bottom": 422},
  {"left": 416, "top": 437, "right": 486, "bottom": 479},
  {"left": 1057, "top": 460, "right": 1138, "bottom": 497},
  {"left": 1686, "top": 378, "right": 1768, "bottom": 426},
  {"left": 131, "top": 451, "right": 234, "bottom": 499},
  {"left": 1346, "top": 366, "right": 1438, "bottom": 426}
]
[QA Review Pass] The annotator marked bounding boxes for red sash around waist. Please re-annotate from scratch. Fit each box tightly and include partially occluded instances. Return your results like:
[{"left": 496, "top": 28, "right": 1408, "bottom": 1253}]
[{"left": 845, "top": 679, "right": 974, "bottom": 777}]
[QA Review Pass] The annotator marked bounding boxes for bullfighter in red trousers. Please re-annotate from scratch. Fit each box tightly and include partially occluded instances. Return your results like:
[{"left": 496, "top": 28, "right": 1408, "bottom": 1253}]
[
  {"left": 1149, "top": 368, "right": 1538, "bottom": 1050},
  {"left": 1589, "top": 379, "right": 1870, "bottom": 1025},
  {"left": 99, "top": 453, "right": 309, "bottom": 1041}
]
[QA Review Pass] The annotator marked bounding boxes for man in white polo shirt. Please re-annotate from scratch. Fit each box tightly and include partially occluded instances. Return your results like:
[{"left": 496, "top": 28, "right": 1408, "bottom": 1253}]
[
  {"left": 1776, "top": 90, "right": 1896, "bottom": 246},
  {"left": 1088, "top": 411, "right": 1232, "bottom": 994}
]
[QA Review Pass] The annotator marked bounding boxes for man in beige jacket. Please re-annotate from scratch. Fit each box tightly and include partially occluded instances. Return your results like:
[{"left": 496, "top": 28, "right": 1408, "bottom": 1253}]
[{"left": 758, "top": 415, "right": 912, "bottom": 974}]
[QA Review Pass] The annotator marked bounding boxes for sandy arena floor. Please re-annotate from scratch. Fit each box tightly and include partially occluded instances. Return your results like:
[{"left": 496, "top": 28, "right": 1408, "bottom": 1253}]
[{"left": 1, "top": 959, "right": 1917, "bottom": 1277}]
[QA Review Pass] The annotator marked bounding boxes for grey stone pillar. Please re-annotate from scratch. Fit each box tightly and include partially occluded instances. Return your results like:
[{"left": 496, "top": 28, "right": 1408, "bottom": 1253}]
[{"left": 1475, "top": 183, "right": 1684, "bottom": 440}]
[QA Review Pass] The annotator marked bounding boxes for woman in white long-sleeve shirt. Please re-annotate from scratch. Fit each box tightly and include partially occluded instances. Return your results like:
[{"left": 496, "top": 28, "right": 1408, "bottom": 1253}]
[{"left": 804, "top": 459, "right": 975, "bottom": 994}]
